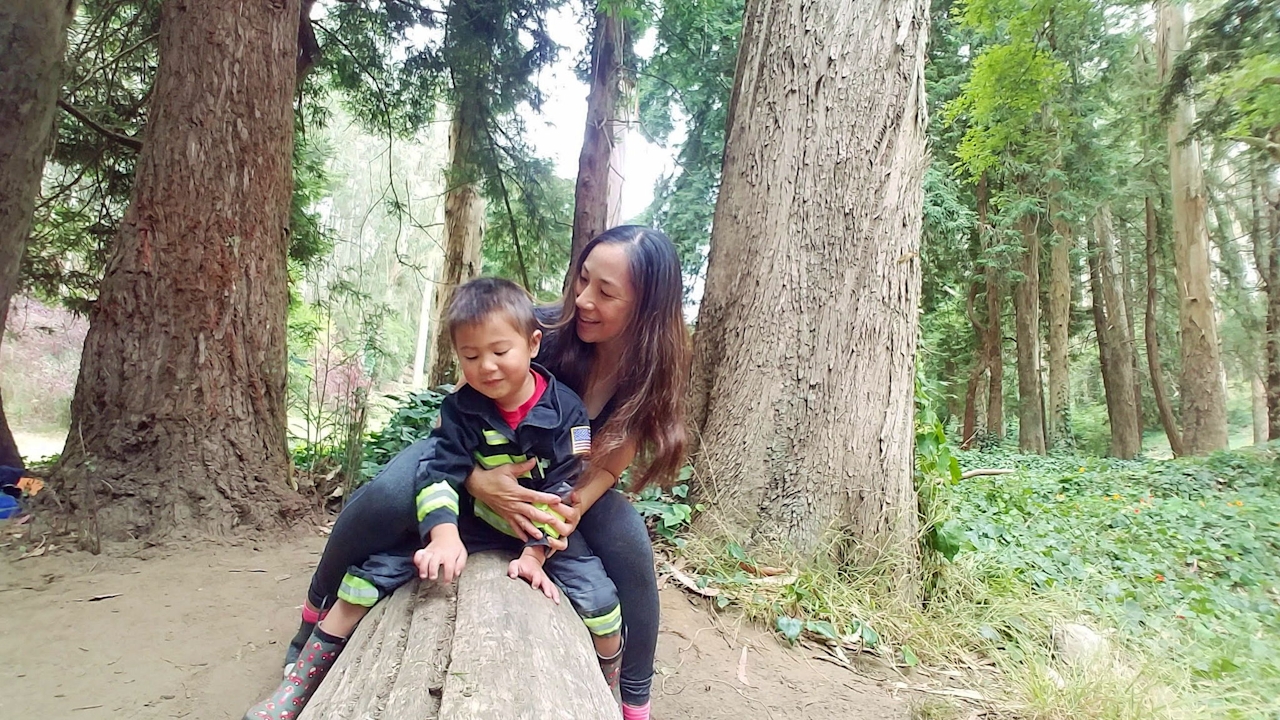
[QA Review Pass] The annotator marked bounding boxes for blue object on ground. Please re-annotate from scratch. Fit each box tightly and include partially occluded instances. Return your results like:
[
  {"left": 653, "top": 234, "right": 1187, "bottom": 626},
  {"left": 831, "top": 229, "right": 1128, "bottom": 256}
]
[{"left": 0, "top": 494, "right": 18, "bottom": 520}]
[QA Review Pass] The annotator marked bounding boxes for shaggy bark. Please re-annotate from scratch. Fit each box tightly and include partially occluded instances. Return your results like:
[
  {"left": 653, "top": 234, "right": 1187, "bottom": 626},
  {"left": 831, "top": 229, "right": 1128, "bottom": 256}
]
[
  {"left": 427, "top": 104, "right": 485, "bottom": 387},
  {"left": 1145, "top": 196, "right": 1184, "bottom": 456},
  {"left": 54, "top": 0, "right": 305, "bottom": 541},
  {"left": 689, "top": 0, "right": 929, "bottom": 592},
  {"left": 1013, "top": 214, "right": 1046, "bottom": 454},
  {"left": 1090, "top": 207, "right": 1141, "bottom": 459},
  {"left": 1157, "top": 1, "right": 1229, "bottom": 454}
]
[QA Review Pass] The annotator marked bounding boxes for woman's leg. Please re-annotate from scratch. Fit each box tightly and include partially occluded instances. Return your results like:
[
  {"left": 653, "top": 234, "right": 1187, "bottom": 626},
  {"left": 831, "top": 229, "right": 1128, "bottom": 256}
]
[
  {"left": 306, "top": 439, "right": 427, "bottom": 609},
  {"left": 574, "top": 489, "right": 658, "bottom": 707},
  {"left": 282, "top": 440, "right": 427, "bottom": 668},
  {"left": 248, "top": 444, "right": 428, "bottom": 720}
]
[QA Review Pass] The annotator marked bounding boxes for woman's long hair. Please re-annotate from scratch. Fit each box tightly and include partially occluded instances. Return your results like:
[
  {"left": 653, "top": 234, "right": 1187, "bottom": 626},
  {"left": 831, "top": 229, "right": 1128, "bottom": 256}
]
[{"left": 542, "top": 226, "right": 690, "bottom": 493}]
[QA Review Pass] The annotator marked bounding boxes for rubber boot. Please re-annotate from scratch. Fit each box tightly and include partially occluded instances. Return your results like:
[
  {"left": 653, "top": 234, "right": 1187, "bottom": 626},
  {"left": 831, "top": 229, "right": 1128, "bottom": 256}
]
[
  {"left": 282, "top": 620, "right": 315, "bottom": 676},
  {"left": 282, "top": 607, "right": 328, "bottom": 676},
  {"left": 245, "top": 628, "right": 346, "bottom": 720}
]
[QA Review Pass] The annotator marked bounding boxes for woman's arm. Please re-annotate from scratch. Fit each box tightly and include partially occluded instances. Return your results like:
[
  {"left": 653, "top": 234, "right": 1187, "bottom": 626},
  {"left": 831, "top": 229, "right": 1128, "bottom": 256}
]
[
  {"left": 571, "top": 439, "right": 637, "bottom": 515},
  {"left": 465, "top": 461, "right": 573, "bottom": 542}
]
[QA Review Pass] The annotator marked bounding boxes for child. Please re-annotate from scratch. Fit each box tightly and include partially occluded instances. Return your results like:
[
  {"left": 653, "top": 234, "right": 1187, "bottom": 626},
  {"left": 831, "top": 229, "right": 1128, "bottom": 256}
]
[{"left": 245, "top": 278, "right": 623, "bottom": 720}]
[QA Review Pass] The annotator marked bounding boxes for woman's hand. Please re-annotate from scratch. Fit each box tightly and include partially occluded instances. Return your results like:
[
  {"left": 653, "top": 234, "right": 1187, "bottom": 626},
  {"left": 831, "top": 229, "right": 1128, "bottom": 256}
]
[{"left": 465, "top": 460, "right": 578, "bottom": 549}]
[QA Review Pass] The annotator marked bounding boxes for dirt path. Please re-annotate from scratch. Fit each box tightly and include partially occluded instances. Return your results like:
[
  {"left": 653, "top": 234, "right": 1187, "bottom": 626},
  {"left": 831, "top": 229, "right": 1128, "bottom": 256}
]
[{"left": 0, "top": 529, "right": 906, "bottom": 719}]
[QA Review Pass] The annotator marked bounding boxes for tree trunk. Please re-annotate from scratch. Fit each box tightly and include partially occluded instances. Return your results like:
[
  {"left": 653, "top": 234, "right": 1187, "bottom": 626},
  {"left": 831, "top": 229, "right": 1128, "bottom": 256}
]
[
  {"left": 1090, "top": 207, "right": 1141, "bottom": 459},
  {"left": 1046, "top": 188, "right": 1072, "bottom": 446},
  {"left": 689, "top": 0, "right": 929, "bottom": 588},
  {"left": 979, "top": 174, "right": 1004, "bottom": 438},
  {"left": 567, "top": 8, "right": 627, "bottom": 287},
  {"left": 427, "top": 105, "right": 485, "bottom": 388},
  {"left": 1252, "top": 371, "right": 1268, "bottom": 444},
  {"left": 54, "top": 0, "right": 304, "bottom": 542},
  {"left": 412, "top": 271, "right": 434, "bottom": 390},
  {"left": 1145, "top": 195, "right": 1184, "bottom": 455},
  {"left": 1118, "top": 205, "right": 1144, "bottom": 432},
  {"left": 1013, "top": 213, "right": 1046, "bottom": 454},
  {"left": 0, "top": 0, "right": 74, "bottom": 469},
  {"left": 299, "top": 553, "right": 618, "bottom": 720},
  {"left": 1157, "top": 1, "right": 1229, "bottom": 455},
  {"left": 607, "top": 76, "right": 633, "bottom": 230},
  {"left": 1265, "top": 165, "right": 1280, "bottom": 440},
  {"left": 961, "top": 281, "right": 986, "bottom": 448}
]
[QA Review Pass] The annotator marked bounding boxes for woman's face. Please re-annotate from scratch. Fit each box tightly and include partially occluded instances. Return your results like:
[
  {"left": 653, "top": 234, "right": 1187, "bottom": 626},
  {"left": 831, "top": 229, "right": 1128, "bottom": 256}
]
[{"left": 573, "top": 242, "right": 635, "bottom": 346}]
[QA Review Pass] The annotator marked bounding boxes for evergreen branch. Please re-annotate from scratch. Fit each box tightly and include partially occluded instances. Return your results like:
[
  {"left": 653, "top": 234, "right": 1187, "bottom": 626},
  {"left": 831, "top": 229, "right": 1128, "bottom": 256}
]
[
  {"left": 58, "top": 99, "right": 142, "bottom": 151},
  {"left": 68, "top": 31, "right": 158, "bottom": 95},
  {"left": 1228, "top": 135, "right": 1280, "bottom": 160},
  {"left": 483, "top": 119, "right": 532, "bottom": 291}
]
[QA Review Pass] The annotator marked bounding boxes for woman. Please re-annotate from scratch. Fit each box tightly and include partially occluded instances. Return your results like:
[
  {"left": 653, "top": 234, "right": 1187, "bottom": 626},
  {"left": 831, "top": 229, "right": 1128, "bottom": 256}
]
[
  {"left": 468, "top": 225, "right": 689, "bottom": 719},
  {"left": 272, "top": 226, "right": 689, "bottom": 720}
]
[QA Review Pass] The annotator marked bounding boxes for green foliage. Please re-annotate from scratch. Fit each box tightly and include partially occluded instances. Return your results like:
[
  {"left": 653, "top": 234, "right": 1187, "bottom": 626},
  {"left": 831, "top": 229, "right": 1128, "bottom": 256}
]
[
  {"left": 359, "top": 388, "right": 449, "bottom": 481},
  {"left": 947, "top": 39, "right": 1068, "bottom": 179},
  {"left": 1167, "top": 0, "right": 1280, "bottom": 148},
  {"left": 638, "top": 0, "right": 745, "bottom": 286},
  {"left": 24, "top": 0, "right": 157, "bottom": 311},
  {"left": 944, "top": 445, "right": 1280, "bottom": 715},
  {"left": 28, "top": 1, "right": 337, "bottom": 313},
  {"left": 480, "top": 144, "right": 574, "bottom": 300},
  {"left": 631, "top": 465, "right": 702, "bottom": 544},
  {"left": 1067, "top": 402, "right": 1111, "bottom": 457}
]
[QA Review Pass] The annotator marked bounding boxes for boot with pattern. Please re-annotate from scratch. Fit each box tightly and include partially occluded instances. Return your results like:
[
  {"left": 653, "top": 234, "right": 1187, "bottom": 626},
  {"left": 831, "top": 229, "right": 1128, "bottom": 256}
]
[{"left": 245, "top": 628, "right": 346, "bottom": 720}]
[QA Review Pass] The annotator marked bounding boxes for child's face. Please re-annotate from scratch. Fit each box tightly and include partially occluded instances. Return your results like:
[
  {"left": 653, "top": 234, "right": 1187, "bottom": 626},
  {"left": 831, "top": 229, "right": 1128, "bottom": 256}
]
[{"left": 454, "top": 313, "right": 542, "bottom": 407}]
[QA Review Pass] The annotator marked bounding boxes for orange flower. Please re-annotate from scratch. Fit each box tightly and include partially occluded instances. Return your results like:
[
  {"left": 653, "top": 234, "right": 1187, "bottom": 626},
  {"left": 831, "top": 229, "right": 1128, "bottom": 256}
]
[{"left": 1155, "top": 574, "right": 1165, "bottom": 582}]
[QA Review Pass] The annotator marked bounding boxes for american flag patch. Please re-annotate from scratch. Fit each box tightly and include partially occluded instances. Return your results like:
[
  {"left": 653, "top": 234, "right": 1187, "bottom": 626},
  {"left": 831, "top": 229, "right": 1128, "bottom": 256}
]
[{"left": 570, "top": 425, "right": 592, "bottom": 455}]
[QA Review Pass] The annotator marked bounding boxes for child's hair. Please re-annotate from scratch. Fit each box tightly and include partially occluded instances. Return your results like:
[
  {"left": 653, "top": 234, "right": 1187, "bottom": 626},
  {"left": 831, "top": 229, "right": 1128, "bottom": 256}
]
[{"left": 446, "top": 277, "right": 538, "bottom": 342}]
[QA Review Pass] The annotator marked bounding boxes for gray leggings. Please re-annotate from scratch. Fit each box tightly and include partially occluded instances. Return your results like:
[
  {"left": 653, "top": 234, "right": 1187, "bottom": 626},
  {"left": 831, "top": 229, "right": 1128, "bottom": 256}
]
[{"left": 307, "top": 439, "right": 658, "bottom": 705}]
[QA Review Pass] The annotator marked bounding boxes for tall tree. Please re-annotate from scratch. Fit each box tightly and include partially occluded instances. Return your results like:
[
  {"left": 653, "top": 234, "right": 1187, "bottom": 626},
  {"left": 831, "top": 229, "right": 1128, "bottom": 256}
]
[
  {"left": 1157, "top": 1, "right": 1229, "bottom": 454},
  {"left": 1145, "top": 194, "right": 1184, "bottom": 454},
  {"left": 54, "top": 0, "right": 304, "bottom": 541},
  {"left": 0, "top": 0, "right": 75, "bottom": 469},
  {"left": 1165, "top": 0, "right": 1279, "bottom": 440},
  {"left": 568, "top": 4, "right": 632, "bottom": 278},
  {"left": 1089, "top": 205, "right": 1141, "bottom": 458},
  {"left": 1012, "top": 212, "right": 1046, "bottom": 453},
  {"left": 689, "top": 0, "right": 929, "bottom": 589},
  {"left": 428, "top": 96, "right": 486, "bottom": 387},
  {"left": 424, "top": 0, "right": 561, "bottom": 384},
  {"left": 1046, "top": 180, "right": 1072, "bottom": 446},
  {"left": 1264, "top": 161, "right": 1280, "bottom": 439},
  {"left": 983, "top": 185, "right": 1005, "bottom": 440}
]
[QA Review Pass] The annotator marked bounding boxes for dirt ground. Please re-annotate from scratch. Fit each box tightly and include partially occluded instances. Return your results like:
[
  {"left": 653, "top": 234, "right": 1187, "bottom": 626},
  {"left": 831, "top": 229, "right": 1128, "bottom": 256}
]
[{"left": 0, "top": 524, "right": 908, "bottom": 720}]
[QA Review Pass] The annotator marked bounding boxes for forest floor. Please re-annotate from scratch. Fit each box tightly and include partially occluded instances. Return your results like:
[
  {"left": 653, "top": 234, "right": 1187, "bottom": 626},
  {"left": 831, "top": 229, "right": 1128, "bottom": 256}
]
[{"left": 0, "top": 524, "right": 911, "bottom": 720}]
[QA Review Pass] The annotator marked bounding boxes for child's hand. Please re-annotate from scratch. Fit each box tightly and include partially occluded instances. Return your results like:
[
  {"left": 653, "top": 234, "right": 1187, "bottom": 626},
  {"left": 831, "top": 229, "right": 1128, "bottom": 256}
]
[
  {"left": 507, "top": 552, "right": 560, "bottom": 604},
  {"left": 415, "top": 526, "right": 468, "bottom": 583}
]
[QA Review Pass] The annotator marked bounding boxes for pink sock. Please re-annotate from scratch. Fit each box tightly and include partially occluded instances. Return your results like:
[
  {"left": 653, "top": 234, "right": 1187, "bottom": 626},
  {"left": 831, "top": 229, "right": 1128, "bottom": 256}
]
[
  {"left": 621, "top": 701, "right": 650, "bottom": 720},
  {"left": 302, "top": 605, "right": 327, "bottom": 624}
]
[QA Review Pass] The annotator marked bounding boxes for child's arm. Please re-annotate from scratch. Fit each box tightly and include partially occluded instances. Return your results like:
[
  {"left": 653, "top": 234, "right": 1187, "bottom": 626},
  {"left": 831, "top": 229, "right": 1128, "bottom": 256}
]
[
  {"left": 506, "top": 546, "right": 560, "bottom": 603},
  {"left": 412, "top": 397, "right": 479, "bottom": 544},
  {"left": 414, "top": 522, "right": 468, "bottom": 583}
]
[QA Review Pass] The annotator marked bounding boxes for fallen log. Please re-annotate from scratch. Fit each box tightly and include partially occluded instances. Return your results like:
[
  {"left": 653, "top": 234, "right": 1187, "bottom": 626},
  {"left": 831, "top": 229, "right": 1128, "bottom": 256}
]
[
  {"left": 301, "top": 552, "right": 620, "bottom": 720},
  {"left": 959, "top": 468, "right": 1015, "bottom": 480}
]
